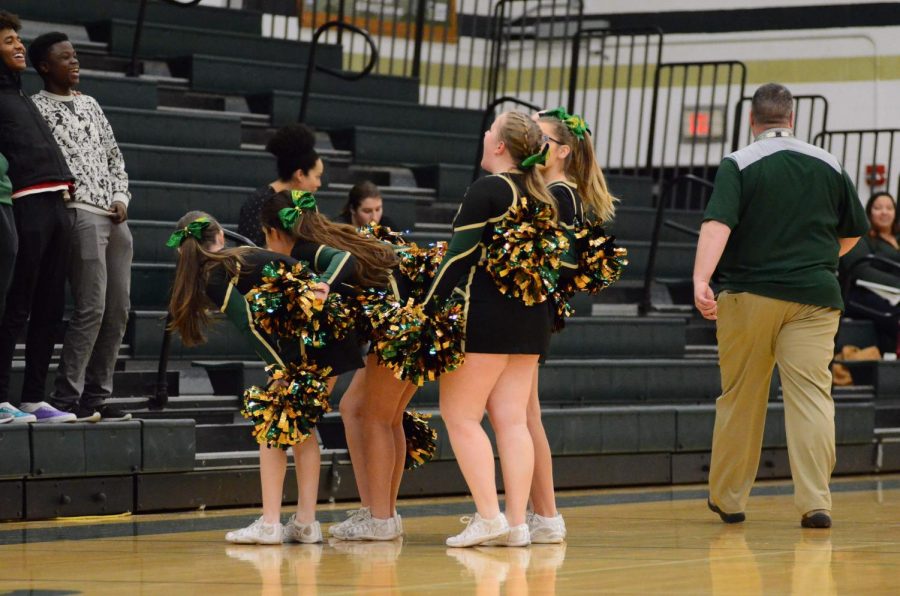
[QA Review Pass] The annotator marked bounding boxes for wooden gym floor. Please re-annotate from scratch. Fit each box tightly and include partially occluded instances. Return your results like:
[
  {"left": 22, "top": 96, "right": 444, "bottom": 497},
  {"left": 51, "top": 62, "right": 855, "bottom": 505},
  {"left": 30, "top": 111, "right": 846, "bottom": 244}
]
[{"left": 1, "top": 474, "right": 898, "bottom": 594}]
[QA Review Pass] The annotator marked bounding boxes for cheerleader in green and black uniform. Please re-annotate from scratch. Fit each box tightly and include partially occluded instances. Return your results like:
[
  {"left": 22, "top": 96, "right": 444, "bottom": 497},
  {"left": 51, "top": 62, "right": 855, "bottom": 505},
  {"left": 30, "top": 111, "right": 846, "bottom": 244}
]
[
  {"left": 167, "top": 211, "right": 355, "bottom": 546},
  {"left": 260, "top": 190, "right": 420, "bottom": 541},
  {"left": 421, "top": 111, "right": 564, "bottom": 548},
  {"left": 521, "top": 108, "right": 620, "bottom": 544}
]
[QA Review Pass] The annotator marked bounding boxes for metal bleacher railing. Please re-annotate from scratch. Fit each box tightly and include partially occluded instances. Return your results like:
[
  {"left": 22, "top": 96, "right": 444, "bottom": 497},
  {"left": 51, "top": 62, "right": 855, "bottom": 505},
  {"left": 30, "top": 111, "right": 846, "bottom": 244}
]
[
  {"left": 639, "top": 174, "right": 712, "bottom": 315},
  {"left": 814, "top": 129, "right": 900, "bottom": 200},
  {"left": 127, "top": 0, "right": 203, "bottom": 77}
]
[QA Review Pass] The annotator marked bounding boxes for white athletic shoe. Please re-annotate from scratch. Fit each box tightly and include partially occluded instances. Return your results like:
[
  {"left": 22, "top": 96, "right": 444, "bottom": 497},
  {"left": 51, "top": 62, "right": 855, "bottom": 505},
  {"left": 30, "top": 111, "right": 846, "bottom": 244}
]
[
  {"left": 225, "top": 517, "right": 283, "bottom": 545},
  {"left": 527, "top": 512, "right": 566, "bottom": 544},
  {"left": 341, "top": 515, "right": 401, "bottom": 541},
  {"left": 330, "top": 507, "right": 371, "bottom": 538},
  {"left": 484, "top": 523, "right": 530, "bottom": 547},
  {"left": 446, "top": 513, "right": 510, "bottom": 548},
  {"left": 283, "top": 515, "right": 323, "bottom": 544},
  {"left": 394, "top": 511, "right": 404, "bottom": 535}
]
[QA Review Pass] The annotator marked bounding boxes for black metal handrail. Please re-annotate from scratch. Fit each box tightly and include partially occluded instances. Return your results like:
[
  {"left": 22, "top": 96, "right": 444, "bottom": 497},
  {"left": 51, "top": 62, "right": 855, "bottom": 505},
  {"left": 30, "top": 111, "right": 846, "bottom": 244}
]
[
  {"left": 151, "top": 230, "right": 257, "bottom": 410},
  {"left": 471, "top": 96, "right": 543, "bottom": 183},
  {"left": 298, "top": 21, "right": 379, "bottom": 123},
  {"left": 813, "top": 128, "right": 900, "bottom": 198},
  {"left": 639, "top": 174, "right": 714, "bottom": 315},
  {"left": 127, "top": 0, "right": 202, "bottom": 77}
]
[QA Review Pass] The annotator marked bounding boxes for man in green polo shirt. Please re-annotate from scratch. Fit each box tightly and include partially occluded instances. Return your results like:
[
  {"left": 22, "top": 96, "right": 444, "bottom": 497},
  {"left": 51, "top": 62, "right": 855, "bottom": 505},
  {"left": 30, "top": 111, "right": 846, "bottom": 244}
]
[
  {"left": 693, "top": 83, "right": 868, "bottom": 529},
  {"left": 0, "top": 152, "right": 14, "bottom": 320}
]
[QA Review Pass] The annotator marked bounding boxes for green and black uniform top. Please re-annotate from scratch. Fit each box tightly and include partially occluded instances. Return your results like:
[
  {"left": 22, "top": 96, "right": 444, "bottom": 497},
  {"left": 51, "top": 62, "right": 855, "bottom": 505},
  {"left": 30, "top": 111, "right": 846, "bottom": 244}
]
[
  {"left": 840, "top": 233, "right": 900, "bottom": 288},
  {"left": 290, "top": 239, "right": 366, "bottom": 374},
  {"left": 291, "top": 239, "right": 358, "bottom": 296},
  {"left": 0, "top": 153, "right": 11, "bottom": 206},
  {"left": 704, "top": 129, "right": 869, "bottom": 311},
  {"left": 422, "top": 173, "right": 552, "bottom": 355},
  {"left": 548, "top": 180, "right": 583, "bottom": 281},
  {"left": 205, "top": 249, "right": 303, "bottom": 368}
]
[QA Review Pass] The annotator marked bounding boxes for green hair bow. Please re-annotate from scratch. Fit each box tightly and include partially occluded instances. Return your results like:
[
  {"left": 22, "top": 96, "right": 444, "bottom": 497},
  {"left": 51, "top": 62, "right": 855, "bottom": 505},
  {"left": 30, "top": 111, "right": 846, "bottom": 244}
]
[
  {"left": 540, "top": 107, "right": 591, "bottom": 140},
  {"left": 278, "top": 190, "right": 318, "bottom": 230},
  {"left": 166, "top": 217, "right": 210, "bottom": 248},
  {"left": 520, "top": 143, "right": 550, "bottom": 169}
]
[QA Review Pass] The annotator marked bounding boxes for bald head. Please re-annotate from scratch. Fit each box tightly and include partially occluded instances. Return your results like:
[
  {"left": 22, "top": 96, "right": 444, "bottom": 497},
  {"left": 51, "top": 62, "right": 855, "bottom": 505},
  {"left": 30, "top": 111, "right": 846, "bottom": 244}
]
[{"left": 751, "top": 83, "right": 794, "bottom": 130}]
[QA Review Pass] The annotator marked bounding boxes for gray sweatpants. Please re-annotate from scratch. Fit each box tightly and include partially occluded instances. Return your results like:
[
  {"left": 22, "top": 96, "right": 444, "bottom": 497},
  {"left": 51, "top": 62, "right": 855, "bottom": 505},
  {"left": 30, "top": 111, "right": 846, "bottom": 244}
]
[{"left": 52, "top": 209, "right": 133, "bottom": 409}]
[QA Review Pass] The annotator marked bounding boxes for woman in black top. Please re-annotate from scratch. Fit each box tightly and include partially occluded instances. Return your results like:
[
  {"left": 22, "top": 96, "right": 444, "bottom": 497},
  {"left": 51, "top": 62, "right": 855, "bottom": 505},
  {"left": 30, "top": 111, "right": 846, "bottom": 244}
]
[
  {"left": 237, "top": 124, "right": 323, "bottom": 247},
  {"left": 522, "top": 108, "right": 618, "bottom": 544},
  {"left": 260, "top": 190, "right": 419, "bottom": 541},
  {"left": 841, "top": 191, "right": 900, "bottom": 354},
  {"left": 421, "top": 111, "right": 560, "bottom": 547},
  {"left": 167, "top": 211, "right": 331, "bottom": 545}
]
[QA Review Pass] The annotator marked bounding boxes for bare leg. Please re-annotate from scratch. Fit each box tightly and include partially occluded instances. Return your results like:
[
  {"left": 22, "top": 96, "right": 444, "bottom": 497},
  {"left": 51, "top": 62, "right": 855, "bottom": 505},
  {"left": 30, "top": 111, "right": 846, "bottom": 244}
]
[
  {"left": 292, "top": 436, "right": 321, "bottom": 524},
  {"left": 289, "top": 376, "right": 336, "bottom": 523},
  {"left": 527, "top": 367, "right": 557, "bottom": 517},
  {"left": 340, "top": 368, "right": 370, "bottom": 507},
  {"left": 486, "top": 355, "right": 537, "bottom": 526},
  {"left": 440, "top": 353, "right": 507, "bottom": 520},
  {"left": 389, "top": 383, "right": 418, "bottom": 512},
  {"left": 361, "top": 356, "right": 411, "bottom": 519},
  {"left": 259, "top": 445, "right": 288, "bottom": 524}
]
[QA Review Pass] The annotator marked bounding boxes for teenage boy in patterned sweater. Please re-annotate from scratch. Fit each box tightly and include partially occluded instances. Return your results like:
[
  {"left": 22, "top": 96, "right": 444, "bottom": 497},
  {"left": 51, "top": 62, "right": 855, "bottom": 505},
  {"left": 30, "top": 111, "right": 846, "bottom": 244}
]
[
  {"left": 29, "top": 32, "right": 133, "bottom": 422},
  {"left": 0, "top": 12, "right": 78, "bottom": 424}
]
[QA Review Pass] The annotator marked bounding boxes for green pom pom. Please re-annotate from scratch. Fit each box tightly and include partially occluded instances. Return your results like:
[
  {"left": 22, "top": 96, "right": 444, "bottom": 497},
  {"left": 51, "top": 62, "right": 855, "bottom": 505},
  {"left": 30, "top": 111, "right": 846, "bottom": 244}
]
[
  {"left": 403, "top": 410, "right": 438, "bottom": 470},
  {"left": 563, "top": 223, "right": 628, "bottom": 295},
  {"left": 240, "top": 360, "right": 333, "bottom": 449},
  {"left": 484, "top": 196, "right": 569, "bottom": 306}
]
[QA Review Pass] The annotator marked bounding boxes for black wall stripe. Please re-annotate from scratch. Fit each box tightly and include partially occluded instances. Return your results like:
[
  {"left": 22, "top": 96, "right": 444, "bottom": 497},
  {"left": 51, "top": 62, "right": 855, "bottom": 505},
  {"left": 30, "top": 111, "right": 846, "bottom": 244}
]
[{"left": 595, "top": 3, "right": 900, "bottom": 34}]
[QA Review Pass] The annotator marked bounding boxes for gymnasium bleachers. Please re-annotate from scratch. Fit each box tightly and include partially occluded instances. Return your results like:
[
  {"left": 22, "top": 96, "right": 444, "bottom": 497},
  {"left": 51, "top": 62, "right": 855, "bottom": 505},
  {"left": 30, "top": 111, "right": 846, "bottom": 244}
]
[{"left": 1, "top": 0, "right": 898, "bottom": 520}]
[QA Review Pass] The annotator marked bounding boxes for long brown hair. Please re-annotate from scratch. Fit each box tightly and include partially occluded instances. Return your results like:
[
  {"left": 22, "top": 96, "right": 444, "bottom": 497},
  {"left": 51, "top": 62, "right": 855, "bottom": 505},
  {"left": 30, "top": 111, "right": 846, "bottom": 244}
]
[
  {"left": 167, "top": 211, "right": 250, "bottom": 346},
  {"left": 539, "top": 115, "right": 617, "bottom": 223},
  {"left": 260, "top": 192, "right": 398, "bottom": 287},
  {"left": 498, "top": 111, "right": 558, "bottom": 219}
]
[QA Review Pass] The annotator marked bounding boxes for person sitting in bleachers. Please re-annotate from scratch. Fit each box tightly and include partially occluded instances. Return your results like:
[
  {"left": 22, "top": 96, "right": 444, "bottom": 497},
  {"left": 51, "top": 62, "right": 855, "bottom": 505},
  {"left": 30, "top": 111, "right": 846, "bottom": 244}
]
[
  {"left": 840, "top": 191, "right": 900, "bottom": 355},
  {"left": 335, "top": 180, "right": 398, "bottom": 230}
]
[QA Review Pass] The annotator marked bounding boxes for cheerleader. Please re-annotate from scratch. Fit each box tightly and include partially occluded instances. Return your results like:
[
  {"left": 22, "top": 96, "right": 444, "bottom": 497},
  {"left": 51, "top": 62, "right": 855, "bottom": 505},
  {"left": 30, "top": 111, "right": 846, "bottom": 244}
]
[
  {"left": 260, "top": 190, "right": 419, "bottom": 541},
  {"left": 167, "top": 211, "right": 358, "bottom": 545},
  {"left": 422, "top": 111, "right": 563, "bottom": 547},
  {"left": 524, "top": 108, "right": 618, "bottom": 543}
]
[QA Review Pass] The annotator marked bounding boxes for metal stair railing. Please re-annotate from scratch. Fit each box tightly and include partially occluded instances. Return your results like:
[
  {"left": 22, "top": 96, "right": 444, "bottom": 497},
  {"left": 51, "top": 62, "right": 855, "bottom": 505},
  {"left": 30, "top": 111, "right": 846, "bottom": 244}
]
[{"left": 127, "top": 0, "right": 203, "bottom": 77}]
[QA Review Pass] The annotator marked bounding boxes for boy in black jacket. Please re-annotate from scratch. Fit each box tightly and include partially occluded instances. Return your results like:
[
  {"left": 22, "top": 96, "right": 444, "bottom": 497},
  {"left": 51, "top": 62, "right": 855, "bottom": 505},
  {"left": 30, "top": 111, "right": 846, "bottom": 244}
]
[{"left": 0, "top": 11, "right": 77, "bottom": 423}]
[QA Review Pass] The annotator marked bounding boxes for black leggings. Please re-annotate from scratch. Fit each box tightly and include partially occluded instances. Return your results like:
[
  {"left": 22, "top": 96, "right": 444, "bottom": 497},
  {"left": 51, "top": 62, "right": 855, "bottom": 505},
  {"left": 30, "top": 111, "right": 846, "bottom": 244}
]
[{"left": 847, "top": 286, "right": 900, "bottom": 355}]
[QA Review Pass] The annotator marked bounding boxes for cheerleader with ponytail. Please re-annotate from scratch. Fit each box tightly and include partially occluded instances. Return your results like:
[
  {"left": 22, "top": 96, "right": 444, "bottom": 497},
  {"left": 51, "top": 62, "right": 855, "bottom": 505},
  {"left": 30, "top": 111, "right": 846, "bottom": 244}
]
[
  {"left": 522, "top": 108, "right": 626, "bottom": 544},
  {"left": 167, "top": 211, "right": 336, "bottom": 546},
  {"left": 260, "top": 190, "right": 425, "bottom": 542},
  {"left": 422, "top": 111, "right": 568, "bottom": 548}
]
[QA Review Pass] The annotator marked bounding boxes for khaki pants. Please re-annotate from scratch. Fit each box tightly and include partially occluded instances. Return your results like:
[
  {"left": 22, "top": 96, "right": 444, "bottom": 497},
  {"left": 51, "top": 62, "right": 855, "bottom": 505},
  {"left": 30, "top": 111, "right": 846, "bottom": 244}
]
[{"left": 709, "top": 292, "right": 840, "bottom": 516}]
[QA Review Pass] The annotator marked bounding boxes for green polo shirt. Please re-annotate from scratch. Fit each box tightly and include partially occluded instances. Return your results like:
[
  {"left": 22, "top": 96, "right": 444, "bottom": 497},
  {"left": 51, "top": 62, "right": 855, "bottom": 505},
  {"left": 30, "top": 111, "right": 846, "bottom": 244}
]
[
  {"left": 0, "top": 154, "right": 11, "bottom": 206},
  {"left": 704, "top": 130, "right": 869, "bottom": 310}
]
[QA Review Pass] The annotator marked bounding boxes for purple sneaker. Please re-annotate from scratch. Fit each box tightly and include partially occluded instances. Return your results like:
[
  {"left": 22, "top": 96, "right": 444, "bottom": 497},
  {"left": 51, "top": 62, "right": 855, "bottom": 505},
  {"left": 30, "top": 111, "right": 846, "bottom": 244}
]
[
  {"left": 0, "top": 401, "right": 37, "bottom": 423},
  {"left": 19, "top": 401, "right": 76, "bottom": 423}
]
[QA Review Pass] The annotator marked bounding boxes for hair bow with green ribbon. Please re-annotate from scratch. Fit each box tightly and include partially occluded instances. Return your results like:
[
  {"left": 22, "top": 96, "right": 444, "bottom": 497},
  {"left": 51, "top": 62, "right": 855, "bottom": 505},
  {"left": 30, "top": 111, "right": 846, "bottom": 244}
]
[
  {"left": 166, "top": 217, "right": 210, "bottom": 248},
  {"left": 540, "top": 107, "right": 591, "bottom": 140},
  {"left": 520, "top": 142, "right": 550, "bottom": 169},
  {"left": 278, "top": 190, "right": 318, "bottom": 230}
]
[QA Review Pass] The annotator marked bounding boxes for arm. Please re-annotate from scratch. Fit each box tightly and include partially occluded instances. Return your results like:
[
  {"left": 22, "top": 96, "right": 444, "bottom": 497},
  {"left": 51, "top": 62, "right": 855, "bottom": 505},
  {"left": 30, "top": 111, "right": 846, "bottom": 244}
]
[
  {"left": 839, "top": 237, "right": 860, "bottom": 258},
  {"left": 312, "top": 244, "right": 357, "bottom": 287},
  {"left": 421, "top": 178, "right": 500, "bottom": 306},
  {"left": 93, "top": 100, "right": 130, "bottom": 221},
  {"left": 693, "top": 220, "right": 732, "bottom": 320}
]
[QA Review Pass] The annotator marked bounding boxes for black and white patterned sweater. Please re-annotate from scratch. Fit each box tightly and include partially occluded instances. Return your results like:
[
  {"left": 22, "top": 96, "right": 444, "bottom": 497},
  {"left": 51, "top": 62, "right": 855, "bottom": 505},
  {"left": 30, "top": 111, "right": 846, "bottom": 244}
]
[{"left": 31, "top": 90, "right": 130, "bottom": 214}]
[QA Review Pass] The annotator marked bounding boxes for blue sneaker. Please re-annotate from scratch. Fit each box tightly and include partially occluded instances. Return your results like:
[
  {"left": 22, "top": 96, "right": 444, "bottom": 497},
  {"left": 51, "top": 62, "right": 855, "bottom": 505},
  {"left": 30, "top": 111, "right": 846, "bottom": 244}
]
[
  {"left": 19, "top": 401, "right": 76, "bottom": 423},
  {"left": 0, "top": 402, "right": 38, "bottom": 423}
]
